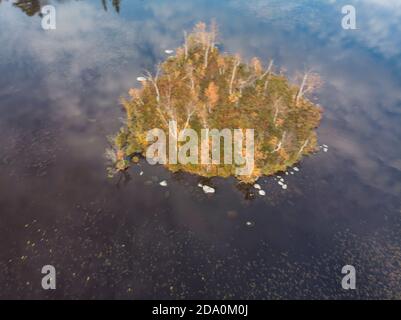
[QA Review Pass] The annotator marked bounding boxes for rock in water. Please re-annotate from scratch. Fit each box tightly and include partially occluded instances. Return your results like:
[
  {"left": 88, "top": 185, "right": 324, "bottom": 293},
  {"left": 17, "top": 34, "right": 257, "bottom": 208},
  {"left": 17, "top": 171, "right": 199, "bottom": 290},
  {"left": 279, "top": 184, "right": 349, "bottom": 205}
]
[
  {"left": 258, "top": 190, "right": 266, "bottom": 196},
  {"left": 202, "top": 185, "right": 215, "bottom": 194},
  {"left": 254, "top": 183, "right": 261, "bottom": 190},
  {"left": 136, "top": 76, "right": 147, "bottom": 82},
  {"left": 164, "top": 49, "right": 174, "bottom": 54},
  {"left": 159, "top": 180, "right": 168, "bottom": 187}
]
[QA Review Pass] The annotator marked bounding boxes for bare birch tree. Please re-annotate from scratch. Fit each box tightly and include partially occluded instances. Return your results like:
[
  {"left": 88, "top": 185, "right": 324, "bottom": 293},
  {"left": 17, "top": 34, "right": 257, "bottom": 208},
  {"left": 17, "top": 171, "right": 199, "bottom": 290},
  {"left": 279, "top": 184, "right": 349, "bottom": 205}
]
[
  {"left": 229, "top": 55, "right": 241, "bottom": 95},
  {"left": 295, "top": 71, "right": 322, "bottom": 105},
  {"left": 271, "top": 131, "right": 287, "bottom": 153},
  {"left": 297, "top": 137, "right": 310, "bottom": 156}
]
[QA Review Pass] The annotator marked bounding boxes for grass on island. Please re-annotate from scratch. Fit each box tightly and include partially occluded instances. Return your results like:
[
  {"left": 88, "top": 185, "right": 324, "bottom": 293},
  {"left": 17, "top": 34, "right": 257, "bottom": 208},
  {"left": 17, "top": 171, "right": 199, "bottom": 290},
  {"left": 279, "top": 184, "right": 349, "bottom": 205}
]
[{"left": 107, "top": 22, "right": 322, "bottom": 183}]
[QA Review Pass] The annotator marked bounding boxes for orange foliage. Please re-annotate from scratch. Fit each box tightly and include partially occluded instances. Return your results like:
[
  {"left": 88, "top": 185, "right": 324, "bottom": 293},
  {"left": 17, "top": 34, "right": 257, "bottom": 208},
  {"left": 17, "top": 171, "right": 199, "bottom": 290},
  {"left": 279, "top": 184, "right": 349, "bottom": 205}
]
[
  {"left": 278, "top": 148, "right": 289, "bottom": 161},
  {"left": 205, "top": 82, "right": 219, "bottom": 108},
  {"left": 116, "top": 150, "right": 125, "bottom": 161},
  {"left": 268, "top": 136, "right": 278, "bottom": 147}
]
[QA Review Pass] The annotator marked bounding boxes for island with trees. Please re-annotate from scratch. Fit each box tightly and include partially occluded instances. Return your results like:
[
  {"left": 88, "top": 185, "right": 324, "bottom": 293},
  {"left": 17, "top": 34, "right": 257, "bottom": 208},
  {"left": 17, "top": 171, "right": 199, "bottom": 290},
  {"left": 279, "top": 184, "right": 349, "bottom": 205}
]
[{"left": 108, "top": 22, "right": 322, "bottom": 184}]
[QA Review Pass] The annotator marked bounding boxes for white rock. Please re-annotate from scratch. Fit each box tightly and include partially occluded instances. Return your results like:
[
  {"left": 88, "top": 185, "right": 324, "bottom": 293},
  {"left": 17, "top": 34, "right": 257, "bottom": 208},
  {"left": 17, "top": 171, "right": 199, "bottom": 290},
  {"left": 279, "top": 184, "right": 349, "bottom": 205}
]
[
  {"left": 202, "top": 185, "right": 215, "bottom": 194},
  {"left": 139, "top": 171, "right": 144, "bottom": 176},
  {"left": 164, "top": 49, "right": 174, "bottom": 54},
  {"left": 323, "top": 148, "right": 328, "bottom": 153},
  {"left": 323, "top": 144, "right": 328, "bottom": 148},
  {"left": 197, "top": 183, "right": 203, "bottom": 188},
  {"left": 278, "top": 181, "right": 284, "bottom": 186},
  {"left": 290, "top": 172, "right": 294, "bottom": 175},
  {"left": 136, "top": 76, "right": 147, "bottom": 82},
  {"left": 159, "top": 180, "right": 168, "bottom": 187},
  {"left": 246, "top": 221, "right": 254, "bottom": 227},
  {"left": 285, "top": 172, "right": 289, "bottom": 175},
  {"left": 280, "top": 178, "right": 284, "bottom": 182},
  {"left": 282, "top": 184, "right": 288, "bottom": 190},
  {"left": 258, "top": 190, "right": 266, "bottom": 196},
  {"left": 293, "top": 167, "right": 299, "bottom": 172},
  {"left": 254, "top": 183, "right": 261, "bottom": 190}
]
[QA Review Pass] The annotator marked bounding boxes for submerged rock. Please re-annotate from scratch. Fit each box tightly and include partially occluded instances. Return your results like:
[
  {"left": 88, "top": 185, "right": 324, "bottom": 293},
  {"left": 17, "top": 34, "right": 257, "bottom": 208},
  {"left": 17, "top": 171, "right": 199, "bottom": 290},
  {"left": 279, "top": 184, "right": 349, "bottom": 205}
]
[{"left": 202, "top": 185, "right": 215, "bottom": 194}]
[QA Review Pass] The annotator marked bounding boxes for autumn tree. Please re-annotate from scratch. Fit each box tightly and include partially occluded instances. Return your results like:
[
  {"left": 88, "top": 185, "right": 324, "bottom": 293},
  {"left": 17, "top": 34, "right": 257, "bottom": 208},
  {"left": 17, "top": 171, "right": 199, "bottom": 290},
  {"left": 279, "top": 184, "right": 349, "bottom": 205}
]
[
  {"left": 205, "top": 82, "right": 219, "bottom": 113},
  {"left": 251, "top": 57, "right": 263, "bottom": 76},
  {"left": 295, "top": 71, "right": 322, "bottom": 105}
]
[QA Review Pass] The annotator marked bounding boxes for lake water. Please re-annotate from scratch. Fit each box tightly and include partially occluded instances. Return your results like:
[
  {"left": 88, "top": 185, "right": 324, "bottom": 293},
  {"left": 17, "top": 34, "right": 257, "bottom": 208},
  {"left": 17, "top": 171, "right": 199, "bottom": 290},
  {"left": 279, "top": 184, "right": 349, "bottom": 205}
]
[{"left": 0, "top": 0, "right": 400, "bottom": 299}]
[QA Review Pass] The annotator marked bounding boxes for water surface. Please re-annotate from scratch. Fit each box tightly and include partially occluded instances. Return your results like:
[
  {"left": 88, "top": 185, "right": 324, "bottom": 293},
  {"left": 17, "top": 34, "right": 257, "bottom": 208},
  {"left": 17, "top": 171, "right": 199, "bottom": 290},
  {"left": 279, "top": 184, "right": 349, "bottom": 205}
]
[{"left": 0, "top": 0, "right": 400, "bottom": 299}]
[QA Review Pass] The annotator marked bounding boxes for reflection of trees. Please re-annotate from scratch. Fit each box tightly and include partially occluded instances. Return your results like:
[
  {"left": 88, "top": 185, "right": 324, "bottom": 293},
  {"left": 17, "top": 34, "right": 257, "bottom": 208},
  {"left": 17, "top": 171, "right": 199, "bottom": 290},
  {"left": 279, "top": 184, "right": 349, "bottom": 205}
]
[
  {"left": 2, "top": 0, "right": 122, "bottom": 17},
  {"left": 13, "top": 0, "right": 42, "bottom": 17},
  {"left": 102, "top": 0, "right": 120, "bottom": 13}
]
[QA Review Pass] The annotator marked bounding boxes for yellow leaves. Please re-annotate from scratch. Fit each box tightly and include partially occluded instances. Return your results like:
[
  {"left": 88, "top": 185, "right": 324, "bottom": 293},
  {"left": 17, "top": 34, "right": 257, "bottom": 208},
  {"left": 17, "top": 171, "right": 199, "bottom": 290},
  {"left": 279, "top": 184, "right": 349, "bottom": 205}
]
[
  {"left": 269, "top": 136, "right": 278, "bottom": 147},
  {"left": 122, "top": 99, "right": 135, "bottom": 121},
  {"left": 193, "top": 52, "right": 201, "bottom": 63},
  {"left": 278, "top": 148, "right": 289, "bottom": 161},
  {"left": 276, "top": 118, "right": 284, "bottom": 127},
  {"left": 194, "top": 21, "right": 208, "bottom": 47},
  {"left": 195, "top": 21, "right": 207, "bottom": 33},
  {"left": 136, "top": 132, "right": 149, "bottom": 148},
  {"left": 205, "top": 82, "right": 219, "bottom": 108},
  {"left": 217, "top": 56, "right": 226, "bottom": 66},
  {"left": 176, "top": 47, "right": 185, "bottom": 58},
  {"left": 217, "top": 56, "right": 226, "bottom": 74},
  {"left": 251, "top": 57, "right": 263, "bottom": 75},
  {"left": 129, "top": 88, "right": 140, "bottom": 99},
  {"left": 229, "top": 92, "right": 241, "bottom": 103},
  {"left": 116, "top": 150, "right": 125, "bottom": 161}
]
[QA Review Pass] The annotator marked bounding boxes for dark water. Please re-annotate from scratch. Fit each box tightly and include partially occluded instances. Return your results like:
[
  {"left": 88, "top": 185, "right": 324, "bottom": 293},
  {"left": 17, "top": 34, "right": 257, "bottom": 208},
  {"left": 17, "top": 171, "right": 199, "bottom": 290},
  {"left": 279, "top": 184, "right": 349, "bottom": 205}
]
[{"left": 0, "top": 0, "right": 400, "bottom": 299}]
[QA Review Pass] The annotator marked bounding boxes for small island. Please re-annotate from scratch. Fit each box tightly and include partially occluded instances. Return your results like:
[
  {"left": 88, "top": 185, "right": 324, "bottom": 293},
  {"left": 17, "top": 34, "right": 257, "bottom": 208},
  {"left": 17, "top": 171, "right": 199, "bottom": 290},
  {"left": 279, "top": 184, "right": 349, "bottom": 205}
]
[{"left": 108, "top": 22, "right": 322, "bottom": 183}]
